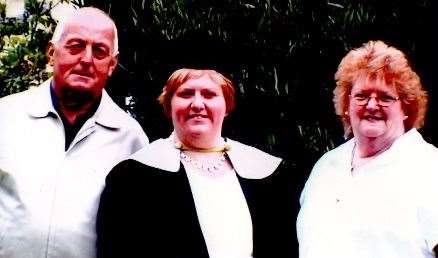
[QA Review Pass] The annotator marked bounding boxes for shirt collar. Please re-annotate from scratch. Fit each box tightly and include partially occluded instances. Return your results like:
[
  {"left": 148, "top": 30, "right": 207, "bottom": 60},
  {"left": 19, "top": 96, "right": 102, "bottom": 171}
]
[
  {"left": 27, "top": 80, "right": 57, "bottom": 118},
  {"left": 92, "top": 90, "right": 126, "bottom": 129},
  {"left": 383, "top": 128, "right": 425, "bottom": 156},
  {"left": 130, "top": 134, "right": 282, "bottom": 179},
  {"left": 27, "top": 79, "right": 128, "bottom": 129}
]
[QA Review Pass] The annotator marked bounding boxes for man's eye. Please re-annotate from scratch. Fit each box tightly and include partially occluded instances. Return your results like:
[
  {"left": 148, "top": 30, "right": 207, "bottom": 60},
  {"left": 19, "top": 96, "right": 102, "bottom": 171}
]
[
  {"left": 66, "top": 43, "right": 84, "bottom": 53},
  {"left": 93, "top": 46, "right": 110, "bottom": 59}
]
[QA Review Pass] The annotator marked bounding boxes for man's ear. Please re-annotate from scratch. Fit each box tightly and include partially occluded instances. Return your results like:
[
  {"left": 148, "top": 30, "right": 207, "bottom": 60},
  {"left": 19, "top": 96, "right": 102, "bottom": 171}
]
[
  {"left": 107, "top": 53, "right": 119, "bottom": 77},
  {"left": 46, "top": 42, "right": 55, "bottom": 66}
]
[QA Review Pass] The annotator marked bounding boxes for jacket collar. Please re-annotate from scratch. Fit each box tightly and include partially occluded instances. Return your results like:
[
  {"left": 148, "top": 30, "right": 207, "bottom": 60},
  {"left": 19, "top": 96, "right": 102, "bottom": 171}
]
[
  {"left": 27, "top": 80, "right": 56, "bottom": 118},
  {"left": 27, "top": 79, "right": 127, "bottom": 129},
  {"left": 130, "top": 134, "right": 282, "bottom": 179}
]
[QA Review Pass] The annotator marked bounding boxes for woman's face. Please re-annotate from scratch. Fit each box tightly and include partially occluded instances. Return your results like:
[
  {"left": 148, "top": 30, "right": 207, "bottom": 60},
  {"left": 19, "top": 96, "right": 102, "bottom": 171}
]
[
  {"left": 171, "top": 75, "right": 227, "bottom": 148},
  {"left": 348, "top": 79, "right": 406, "bottom": 142}
]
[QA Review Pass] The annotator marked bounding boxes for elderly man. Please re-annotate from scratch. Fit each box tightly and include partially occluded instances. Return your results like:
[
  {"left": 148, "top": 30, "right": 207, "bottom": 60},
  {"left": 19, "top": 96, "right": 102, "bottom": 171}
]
[{"left": 0, "top": 7, "right": 148, "bottom": 258}]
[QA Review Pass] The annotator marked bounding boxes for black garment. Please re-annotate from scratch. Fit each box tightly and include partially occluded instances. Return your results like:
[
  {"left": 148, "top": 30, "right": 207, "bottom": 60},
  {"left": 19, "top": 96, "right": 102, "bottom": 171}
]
[
  {"left": 96, "top": 159, "right": 299, "bottom": 258},
  {"left": 50, "top": 85, "right": 101, "bottom": 150}
]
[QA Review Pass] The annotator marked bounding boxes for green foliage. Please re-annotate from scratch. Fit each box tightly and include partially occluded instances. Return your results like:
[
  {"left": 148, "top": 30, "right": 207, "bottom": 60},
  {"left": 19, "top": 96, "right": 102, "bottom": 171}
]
[
  {"left": 0, "top": 34, "right": 48, "bottom": 95},
  {"left": 0, "top": 0, "right": 59, "bottom": 97}
]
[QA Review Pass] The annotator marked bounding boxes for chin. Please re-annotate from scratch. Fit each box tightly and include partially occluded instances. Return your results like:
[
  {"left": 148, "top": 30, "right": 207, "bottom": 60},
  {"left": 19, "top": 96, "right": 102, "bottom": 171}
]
[
  {"left": 67, "top": 74, "right": 96, "bottom": 85},
  {"left": 67, "top": 81, "right": 94, "bottom": 90},
  {"left": 187, "top": 126, "right": 219, "bottom": 139},
  {"left": 359, "top": 127, "right": 386, "bottom": 138},
  {"left": 187, "top": 127, "right": 209, "bottom": 136}
]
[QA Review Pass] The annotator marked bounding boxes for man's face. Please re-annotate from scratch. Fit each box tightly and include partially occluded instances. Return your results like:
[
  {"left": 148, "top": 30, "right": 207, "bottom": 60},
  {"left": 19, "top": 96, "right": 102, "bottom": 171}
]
[{"left": 48, "top": 13, "right": 118, "bottom": 108}]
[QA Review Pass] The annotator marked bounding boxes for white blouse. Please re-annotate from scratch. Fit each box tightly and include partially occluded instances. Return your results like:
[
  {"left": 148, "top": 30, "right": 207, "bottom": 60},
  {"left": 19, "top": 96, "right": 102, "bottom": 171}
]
[
  {"left": 297, "top": 129, "right": 438, "bottom": 258},
  {"left": 183, "top": 162, "right": 253, "bottom": 258}
]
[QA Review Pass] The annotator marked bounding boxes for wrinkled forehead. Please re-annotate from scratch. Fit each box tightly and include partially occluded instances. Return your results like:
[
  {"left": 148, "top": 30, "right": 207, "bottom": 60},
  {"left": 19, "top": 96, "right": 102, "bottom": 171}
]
[
  {"left": 62, "top": 23, "right": 114, "bottom": 42},
  {"left": 58, "top": 12, "right": 115, "bottom": 44}
]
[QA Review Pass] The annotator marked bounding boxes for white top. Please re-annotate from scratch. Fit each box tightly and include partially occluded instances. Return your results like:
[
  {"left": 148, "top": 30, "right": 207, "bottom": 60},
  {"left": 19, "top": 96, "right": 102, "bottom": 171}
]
[
  {"left": 297, "top": 128, "right": 438, "bottom": 258},
  {"left": 0, "top": 80, "right": 149, "bottom": 258},
  {"left": 183, "top": 162, "right": 253, "bottom": 258}
]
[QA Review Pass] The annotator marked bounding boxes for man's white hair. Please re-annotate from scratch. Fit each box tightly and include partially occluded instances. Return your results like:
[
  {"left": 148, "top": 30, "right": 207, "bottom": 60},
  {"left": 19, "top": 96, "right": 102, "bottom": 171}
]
[{"left": 51, "top": 7, "right": 119, "bottom": 55}]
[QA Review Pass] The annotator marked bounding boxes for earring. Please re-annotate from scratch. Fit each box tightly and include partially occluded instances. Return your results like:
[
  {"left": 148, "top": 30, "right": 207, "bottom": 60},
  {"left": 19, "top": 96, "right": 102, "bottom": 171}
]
[{"left": 344, "top": 111, "right": 349, "bottom": 115}]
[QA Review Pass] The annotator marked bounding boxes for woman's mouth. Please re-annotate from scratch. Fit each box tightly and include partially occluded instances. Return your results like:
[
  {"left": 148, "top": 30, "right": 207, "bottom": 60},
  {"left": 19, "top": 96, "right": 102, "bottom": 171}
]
[
  {"left": 187, "top": 114, "right": 208, "bottom": 119},
  {"left": 363, "top": 115, "right": 384, "bottom": 121}
]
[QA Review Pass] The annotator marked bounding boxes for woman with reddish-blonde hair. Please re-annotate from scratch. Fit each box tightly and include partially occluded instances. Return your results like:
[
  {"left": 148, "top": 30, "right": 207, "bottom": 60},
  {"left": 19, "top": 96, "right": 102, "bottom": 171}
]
[
  {"left": 297, "top": 41, "right": 438, "bottom": 258},
  {"left": 96, "top": 68, "right": 298, "bottom": 258}
]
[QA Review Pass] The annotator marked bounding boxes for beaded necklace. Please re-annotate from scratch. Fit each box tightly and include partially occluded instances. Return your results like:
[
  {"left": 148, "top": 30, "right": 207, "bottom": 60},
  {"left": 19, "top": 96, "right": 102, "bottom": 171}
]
[
  {"left": 174, "top": 138, "right": 231, "bottom": 176},
  {"left": 180, "top": 152, "right": 227, "bottom": 173}
]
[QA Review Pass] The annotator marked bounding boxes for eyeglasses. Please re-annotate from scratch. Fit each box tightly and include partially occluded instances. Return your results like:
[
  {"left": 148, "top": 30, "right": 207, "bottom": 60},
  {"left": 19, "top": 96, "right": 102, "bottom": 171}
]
[{"left": 350, "top": 92, "right": 400, "bottom": 107}]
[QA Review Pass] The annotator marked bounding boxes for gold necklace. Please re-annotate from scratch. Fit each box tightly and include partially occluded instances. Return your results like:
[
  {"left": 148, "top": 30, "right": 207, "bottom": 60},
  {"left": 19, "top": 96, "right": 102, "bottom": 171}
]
[{"left": 174, "top": 140, "right": 231, "bottom": 153}]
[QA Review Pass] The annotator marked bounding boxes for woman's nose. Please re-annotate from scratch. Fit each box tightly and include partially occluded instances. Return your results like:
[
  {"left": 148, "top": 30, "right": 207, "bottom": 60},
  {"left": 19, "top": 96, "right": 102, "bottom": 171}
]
[
  {"left": 366, "top": 95, "right": 379, "bottom": 109},
  {"left": 190, "top": 94, "right": 204, "bottom": 110}
]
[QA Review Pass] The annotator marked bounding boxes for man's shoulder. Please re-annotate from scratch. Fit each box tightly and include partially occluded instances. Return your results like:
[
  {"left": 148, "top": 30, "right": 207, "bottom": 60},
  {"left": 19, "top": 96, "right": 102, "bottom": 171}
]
[
  {"left": 0, "top": 88, "right": 34, "bottom": 106},
  {"left": 0, "top": 81, "right": 50, "bottom": 111},
  {"left": 98, "top": 92, "right": 143, "bottom": 129},
  {"left": 97, "top": 92, "right": 149, "bottom": 144}
]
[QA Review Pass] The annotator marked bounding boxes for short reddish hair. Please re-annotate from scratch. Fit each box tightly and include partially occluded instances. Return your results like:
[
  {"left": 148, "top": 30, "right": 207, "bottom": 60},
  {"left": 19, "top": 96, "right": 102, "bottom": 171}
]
[
  {"left": 333, "top": 40, "right": 428, "bottom": 137},
  {"left": 158, "top": 68, "right": 235, "bottom": 117}
]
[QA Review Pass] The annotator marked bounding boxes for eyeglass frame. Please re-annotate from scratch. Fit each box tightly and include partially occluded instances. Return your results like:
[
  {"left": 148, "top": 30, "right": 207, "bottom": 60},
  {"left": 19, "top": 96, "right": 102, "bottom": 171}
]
[{"left": 349, "top": 92, "right": 400, "bottom": 107}]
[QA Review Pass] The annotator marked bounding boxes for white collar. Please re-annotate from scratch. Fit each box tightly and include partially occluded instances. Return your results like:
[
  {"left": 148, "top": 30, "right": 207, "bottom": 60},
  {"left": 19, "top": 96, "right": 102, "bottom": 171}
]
[
  {"left": 340, "top": 128, "right": 428, "bottom": 169},
  {"left": 27, "top": 79, "right": 128, "bottom": 129},
  {"left": 353, "top": 128, "right": 425, "bottom": 156},
  {"left": 130, "top": 135, "right": 282, "bottom": 179}
]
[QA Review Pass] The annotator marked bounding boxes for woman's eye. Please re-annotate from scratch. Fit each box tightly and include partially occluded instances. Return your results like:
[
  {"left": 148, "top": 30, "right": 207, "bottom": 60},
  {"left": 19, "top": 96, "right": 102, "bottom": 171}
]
[
  {"left": 176, "top": 90, "right": 194, "bottom": 98},
  {"left": 380, "top": 95, "right": 395, "bottom": 102},
  {"left": 202, "top": 91, "right": 217, "bottom": 98},
  {"left": 354, "top": 93, "right": 367, "bottom": 100}
]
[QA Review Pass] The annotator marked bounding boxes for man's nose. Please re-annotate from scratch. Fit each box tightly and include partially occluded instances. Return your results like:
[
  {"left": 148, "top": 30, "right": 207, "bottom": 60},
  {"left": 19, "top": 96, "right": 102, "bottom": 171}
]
[{"left": 80, "top": 45, "right": 93, "bottom": 64}]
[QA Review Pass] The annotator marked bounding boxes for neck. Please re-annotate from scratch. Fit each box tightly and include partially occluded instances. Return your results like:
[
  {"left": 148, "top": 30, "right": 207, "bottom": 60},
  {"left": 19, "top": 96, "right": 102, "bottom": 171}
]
[
  {"left": 179, "top": 144, "right": 230, "bottom": 153},
  {"left": 54, "top": 93, "right": 100, "bottom": 127},
  {"left": 176, "top": 131, "right": 224, "bottom": 151},
  {"left": 355, "top": 135, "right": 397, "bottom": 158},
  {"left": 58, "top": 103, "right": 95, "bottom": 126},
  {"left": 51, "top": 82, "right": 102, "bottom": 126}
]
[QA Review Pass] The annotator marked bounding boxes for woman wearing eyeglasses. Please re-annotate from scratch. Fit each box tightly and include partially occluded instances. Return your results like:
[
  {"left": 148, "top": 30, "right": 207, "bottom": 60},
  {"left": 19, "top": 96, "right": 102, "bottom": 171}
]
[{"left": 297, "top": 40, "right": 438, "bottom": 258}]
